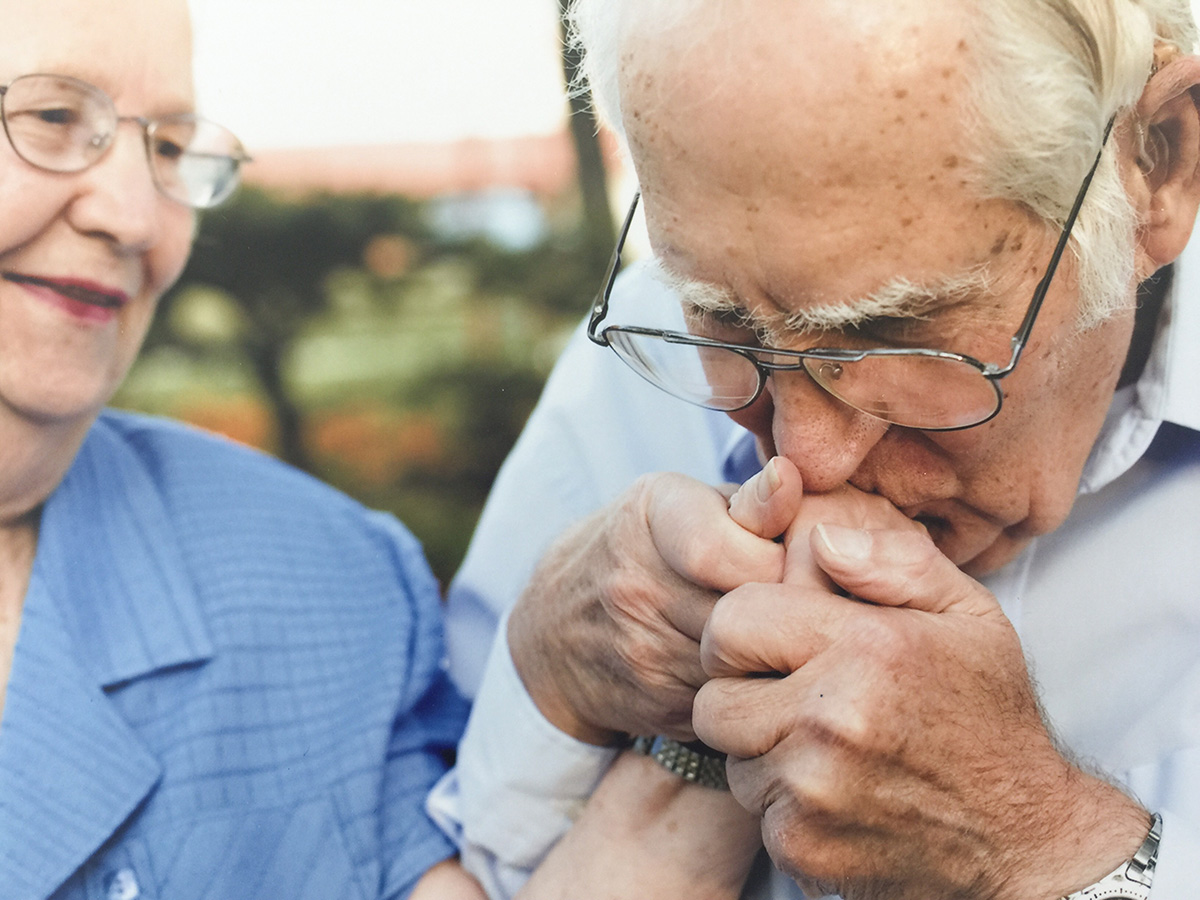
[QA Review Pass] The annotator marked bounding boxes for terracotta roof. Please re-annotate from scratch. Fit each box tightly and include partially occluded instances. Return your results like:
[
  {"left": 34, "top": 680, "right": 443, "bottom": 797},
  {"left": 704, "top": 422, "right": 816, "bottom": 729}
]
[{"left": 243, "top": 131, "right": 583, "bottom": 197}]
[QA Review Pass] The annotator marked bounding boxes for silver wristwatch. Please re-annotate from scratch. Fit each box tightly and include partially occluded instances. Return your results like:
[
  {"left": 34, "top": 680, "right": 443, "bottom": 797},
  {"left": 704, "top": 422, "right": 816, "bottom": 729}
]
[{"left": 1061, "top": 813, "right": 1162, "bottom": 900}]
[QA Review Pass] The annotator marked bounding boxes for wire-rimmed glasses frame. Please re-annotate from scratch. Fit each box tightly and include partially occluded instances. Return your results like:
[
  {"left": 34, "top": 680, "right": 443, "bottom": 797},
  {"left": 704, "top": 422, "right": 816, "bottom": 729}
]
[
  {"left": 0, "top": 73, "right": 252, "bottom": 209},
  {"left": 587, "top": 121, "right": 1113, "bottom": 432}
]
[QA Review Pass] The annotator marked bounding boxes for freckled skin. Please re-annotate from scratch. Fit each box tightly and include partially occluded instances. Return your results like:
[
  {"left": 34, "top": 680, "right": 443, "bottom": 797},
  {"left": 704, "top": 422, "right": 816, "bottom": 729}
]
[{"left": 619, "top": 0, "right": 1136, "bottom": 574}]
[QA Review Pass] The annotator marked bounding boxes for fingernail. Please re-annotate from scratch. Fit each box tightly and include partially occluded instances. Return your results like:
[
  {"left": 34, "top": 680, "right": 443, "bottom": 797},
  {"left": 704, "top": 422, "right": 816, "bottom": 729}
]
[
  {"left": 815, "top": 523, "right": 871, "bottom": 560},
  {"left": 755, "top": 458, "right": 782, "bottom": 502}
]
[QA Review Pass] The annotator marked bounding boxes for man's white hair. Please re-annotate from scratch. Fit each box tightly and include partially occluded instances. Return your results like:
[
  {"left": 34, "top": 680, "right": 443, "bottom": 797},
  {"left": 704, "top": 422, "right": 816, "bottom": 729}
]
[{"left": 567, "top": 0, "right": 1198, "bottom": 326}]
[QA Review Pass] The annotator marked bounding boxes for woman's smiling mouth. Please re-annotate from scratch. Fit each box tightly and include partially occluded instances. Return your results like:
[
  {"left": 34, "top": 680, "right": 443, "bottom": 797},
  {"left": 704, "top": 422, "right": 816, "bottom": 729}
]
[{"left": 4, "top": 271, "right": 130, "bottom": 322}]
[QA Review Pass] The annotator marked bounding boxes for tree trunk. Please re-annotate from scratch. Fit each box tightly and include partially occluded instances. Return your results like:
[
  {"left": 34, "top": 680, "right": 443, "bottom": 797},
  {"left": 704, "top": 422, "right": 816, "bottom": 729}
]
[
  {"left": 245, "top": 337, "right": 311, "bottom": 472},
  {"left": 558, "top": 0, "right": 617, "bottom": 280}
]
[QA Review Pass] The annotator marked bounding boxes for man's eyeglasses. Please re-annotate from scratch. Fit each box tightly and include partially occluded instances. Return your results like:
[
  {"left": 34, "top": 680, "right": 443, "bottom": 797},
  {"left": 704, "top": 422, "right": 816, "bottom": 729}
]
[
  {"left": 588, "top": 122, "right": 1113, "bottom": 431},
  {"left": 0, "top": 73, "right": 251, "bottom": 209}
]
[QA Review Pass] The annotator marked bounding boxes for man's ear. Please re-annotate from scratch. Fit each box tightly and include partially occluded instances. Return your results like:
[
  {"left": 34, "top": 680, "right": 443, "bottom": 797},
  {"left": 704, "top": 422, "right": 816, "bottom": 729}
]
[{"left": 1130, "top": 54, "right": 1200, "bottom": 279}]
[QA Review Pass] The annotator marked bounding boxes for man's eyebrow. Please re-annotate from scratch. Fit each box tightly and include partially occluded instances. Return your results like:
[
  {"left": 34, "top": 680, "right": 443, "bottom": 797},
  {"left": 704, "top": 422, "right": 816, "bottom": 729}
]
[
  {"left": 647, "top": 258, "right": 744, "bottom": 319},
  {"left": 780, "top": 269, "right": 994, "bottom": 333},
  {"left": 647, "top": 257, "right": 993, "bottom": 339}
]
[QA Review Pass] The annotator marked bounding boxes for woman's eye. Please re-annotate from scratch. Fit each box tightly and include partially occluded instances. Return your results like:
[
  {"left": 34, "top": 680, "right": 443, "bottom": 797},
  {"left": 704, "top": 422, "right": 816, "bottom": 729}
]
[
  {"left": 33, "top": 106, "right": 80, "bottom": 126},
  {"left": 153, "top": 138, "right": 185, "bottom": 161}
]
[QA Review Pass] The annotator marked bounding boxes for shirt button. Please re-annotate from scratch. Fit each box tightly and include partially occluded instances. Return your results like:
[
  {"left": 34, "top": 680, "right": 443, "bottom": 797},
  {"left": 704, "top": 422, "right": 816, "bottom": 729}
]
[{"left": 106, "top": 868, "right": 140, "bottom": 900}]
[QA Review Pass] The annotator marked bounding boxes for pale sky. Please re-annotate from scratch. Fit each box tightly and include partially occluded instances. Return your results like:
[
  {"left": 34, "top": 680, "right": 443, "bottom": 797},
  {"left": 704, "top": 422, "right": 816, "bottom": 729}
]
[{"left": 189, "top": 0, "right": 571, "bottom": 150}]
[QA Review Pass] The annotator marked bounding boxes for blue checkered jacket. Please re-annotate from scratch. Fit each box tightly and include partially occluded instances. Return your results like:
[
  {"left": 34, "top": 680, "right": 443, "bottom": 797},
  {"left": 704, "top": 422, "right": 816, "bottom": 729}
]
[{"left": 0, "top": 411, "right": 467, "bottom": 900}]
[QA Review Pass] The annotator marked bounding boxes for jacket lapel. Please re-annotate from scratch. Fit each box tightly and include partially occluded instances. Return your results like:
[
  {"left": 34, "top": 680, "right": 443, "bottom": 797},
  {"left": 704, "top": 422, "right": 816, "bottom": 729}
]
[
  {"left": 0, "top": 417, "right": 214, "bottom": 899},
  {"left": 0, "top": 569, "right": 161, "bottom": 900}
]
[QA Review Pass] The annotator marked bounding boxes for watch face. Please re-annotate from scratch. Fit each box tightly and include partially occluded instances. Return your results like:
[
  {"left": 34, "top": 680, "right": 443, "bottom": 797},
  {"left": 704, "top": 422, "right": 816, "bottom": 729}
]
[{"left": 1083, "top": 889, "right": 1150, "bottom": 900}]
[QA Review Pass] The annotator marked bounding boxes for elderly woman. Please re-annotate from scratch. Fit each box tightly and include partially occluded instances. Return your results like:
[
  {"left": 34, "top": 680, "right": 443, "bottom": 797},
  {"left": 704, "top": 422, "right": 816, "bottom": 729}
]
[
  {"left": 0, "top": 1, "right": 488, "bottom": 898},
  {"left": 0, "top": 0, "right": 761, "bottom": 896}
]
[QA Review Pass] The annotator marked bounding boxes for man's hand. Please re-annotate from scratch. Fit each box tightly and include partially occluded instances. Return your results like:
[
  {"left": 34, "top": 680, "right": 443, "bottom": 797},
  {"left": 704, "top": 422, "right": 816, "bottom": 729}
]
[
  {"left": 507, "top": 459, "right": 803, "bottom": 745},
  {"left": 694, "top": 517, "right": 1149, "bottom": 900}
]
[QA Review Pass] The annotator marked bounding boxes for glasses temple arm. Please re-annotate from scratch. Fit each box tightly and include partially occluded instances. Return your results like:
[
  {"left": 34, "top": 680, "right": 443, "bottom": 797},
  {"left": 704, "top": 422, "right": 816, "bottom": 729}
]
[
  {"left": 588, "top": 191, "right": 642, "bottom": 346},
  {"left": 999, "top": 117, "right": 1115, "bottom": 375}
]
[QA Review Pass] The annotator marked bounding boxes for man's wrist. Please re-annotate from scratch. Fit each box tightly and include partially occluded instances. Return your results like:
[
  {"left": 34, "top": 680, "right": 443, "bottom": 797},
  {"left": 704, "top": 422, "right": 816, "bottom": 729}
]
[
  {"left": 1060, "top": 812, "right": 1161, "bottom": 900},
  {"left": 631, "top": 735, "right": 729, "bottom": 790},
  {"left": 506, "top": 611, "right": 622, "bottom": 746},
  {"left": 1001, "top": 773, "right": 1152, "bottom": 900}
]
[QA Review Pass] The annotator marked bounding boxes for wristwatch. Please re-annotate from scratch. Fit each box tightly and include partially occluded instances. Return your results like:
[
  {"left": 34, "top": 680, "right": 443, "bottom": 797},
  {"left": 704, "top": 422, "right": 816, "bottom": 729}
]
[
  {"left": 1061, "top": 813, "right": 1162, "bottom": 900},
  {"left": 631, "top": 735, "right": 729, "bottom": 790}
]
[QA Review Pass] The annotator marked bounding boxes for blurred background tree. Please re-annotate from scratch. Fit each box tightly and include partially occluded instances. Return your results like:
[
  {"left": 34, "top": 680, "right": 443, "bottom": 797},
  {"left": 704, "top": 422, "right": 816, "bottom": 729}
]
[
  {"left": 120, "top": 183, "right": 608, "bottom": 585},
  {"left": 125, "top": 197, "right": 622, "bottom": 589},
  {"left": 118, "top": 3, "right": 620, "bottom": 587}
]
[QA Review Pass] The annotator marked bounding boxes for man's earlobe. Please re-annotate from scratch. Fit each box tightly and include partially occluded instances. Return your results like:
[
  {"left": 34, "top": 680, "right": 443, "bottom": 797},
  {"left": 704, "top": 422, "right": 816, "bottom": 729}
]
[{"left": 1133, "top": 55, "right": 1200, "bottom": 275}]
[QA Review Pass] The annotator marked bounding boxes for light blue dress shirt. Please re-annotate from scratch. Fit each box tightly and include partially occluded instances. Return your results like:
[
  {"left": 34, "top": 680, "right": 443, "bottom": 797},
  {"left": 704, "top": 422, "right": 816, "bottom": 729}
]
[{"left": 0, "top": 411, "right": 467, "bottom": 900}]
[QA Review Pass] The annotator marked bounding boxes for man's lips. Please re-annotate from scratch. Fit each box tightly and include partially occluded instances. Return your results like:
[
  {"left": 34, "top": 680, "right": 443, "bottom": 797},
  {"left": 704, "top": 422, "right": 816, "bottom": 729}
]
[{"left": 3, "top": 272, "right": 130, "bottom": 308}]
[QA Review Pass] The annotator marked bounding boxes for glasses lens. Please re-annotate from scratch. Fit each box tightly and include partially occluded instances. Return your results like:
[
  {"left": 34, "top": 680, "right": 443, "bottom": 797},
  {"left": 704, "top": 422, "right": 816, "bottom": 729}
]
[
  {"left": 148, "top": 115, "right": 246, "bottom": 208},
  {"left": 2, "top": 75, "right": 113, "bottom": 172},
  {"left": 607, "top": 328, "right": 762, "bottom": 410},
  {"left": 802, "top": 352, "right": 1001, "bottom": 429}
]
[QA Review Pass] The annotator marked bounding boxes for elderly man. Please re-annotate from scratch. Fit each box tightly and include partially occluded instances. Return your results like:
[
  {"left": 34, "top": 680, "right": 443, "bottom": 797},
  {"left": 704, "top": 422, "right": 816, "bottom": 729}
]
[{"left": 429, "top": 1, "right": 1200, "bottom": 898}]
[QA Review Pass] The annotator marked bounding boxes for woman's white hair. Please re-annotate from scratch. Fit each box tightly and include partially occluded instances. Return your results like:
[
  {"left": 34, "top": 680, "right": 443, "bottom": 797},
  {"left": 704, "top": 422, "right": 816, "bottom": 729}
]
[{"left": 567, "top": 0, "right": 1198, "bottom": 326}]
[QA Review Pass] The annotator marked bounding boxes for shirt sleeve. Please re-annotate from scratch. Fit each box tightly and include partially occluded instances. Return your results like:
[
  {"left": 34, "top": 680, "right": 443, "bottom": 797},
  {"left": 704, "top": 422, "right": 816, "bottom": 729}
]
[
  {"left": 426, "top": 621, "right": 617, "bottom": 900},
  {"left": 366, "top": 512, "right": 472, "bottom": 900},
  {"left": 433, "top": 267, "right": 746, "bottom": 897}
]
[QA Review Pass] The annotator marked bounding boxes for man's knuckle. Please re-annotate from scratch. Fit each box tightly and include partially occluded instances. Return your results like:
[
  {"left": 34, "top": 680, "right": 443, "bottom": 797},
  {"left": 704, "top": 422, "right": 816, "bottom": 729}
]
[
  {"left": 845, "top": 610, "right": 908, "bottom": 659},
  {"left": 762, "top": 804, "right": 845, "bottom": 888},
  {"left": 673, "top": 529, "right": 724, "bottom": 574}
]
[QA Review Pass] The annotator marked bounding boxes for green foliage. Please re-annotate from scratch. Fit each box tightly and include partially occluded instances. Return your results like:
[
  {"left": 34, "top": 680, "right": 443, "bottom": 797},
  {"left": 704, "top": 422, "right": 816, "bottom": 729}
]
[
  {"left": 121, "top": 184, "right": 597, "bottom": 586},
  {"left": 402, "top": 362, "right": 546, "bottom": 497},
  {"left": 468, "top": 234, "right": 606, "bottom": 317}
]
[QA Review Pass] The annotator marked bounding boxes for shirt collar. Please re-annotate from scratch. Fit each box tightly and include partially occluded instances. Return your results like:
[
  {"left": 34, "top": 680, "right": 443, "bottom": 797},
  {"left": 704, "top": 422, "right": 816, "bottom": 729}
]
[
  {"left": 1080, "top": 260, "right": 1200, "bottom": 493},
  {"left": 35, "top": 415, "right": 214, "bottom": 689},
  {"left": 1158, "top": 257, "right": 1200, "bottom": 431}
]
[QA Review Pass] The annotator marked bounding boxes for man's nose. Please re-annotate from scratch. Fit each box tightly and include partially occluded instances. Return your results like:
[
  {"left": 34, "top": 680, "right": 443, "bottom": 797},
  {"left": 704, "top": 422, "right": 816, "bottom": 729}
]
[{"left": 763, "top": 369, "right": 892, "bottom": 492}]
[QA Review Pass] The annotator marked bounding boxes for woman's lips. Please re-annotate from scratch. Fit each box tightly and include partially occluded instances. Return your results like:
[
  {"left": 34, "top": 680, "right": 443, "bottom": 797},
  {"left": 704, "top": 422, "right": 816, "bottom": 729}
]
[{"left": 3, "top": 272, "right": 130, "bottom": 322}]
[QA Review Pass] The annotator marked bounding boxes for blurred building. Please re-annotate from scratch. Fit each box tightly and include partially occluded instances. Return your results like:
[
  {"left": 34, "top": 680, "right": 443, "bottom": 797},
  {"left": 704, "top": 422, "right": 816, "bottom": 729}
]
[{"left": 244, "top": 132, "right": 579, "bottom": 198}]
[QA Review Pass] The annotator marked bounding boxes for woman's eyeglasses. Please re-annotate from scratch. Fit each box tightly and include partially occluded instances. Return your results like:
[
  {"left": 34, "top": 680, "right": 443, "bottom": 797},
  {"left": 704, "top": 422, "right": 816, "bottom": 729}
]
[{"left": 0, "top": 73, "right": 251, "bottom": 209}]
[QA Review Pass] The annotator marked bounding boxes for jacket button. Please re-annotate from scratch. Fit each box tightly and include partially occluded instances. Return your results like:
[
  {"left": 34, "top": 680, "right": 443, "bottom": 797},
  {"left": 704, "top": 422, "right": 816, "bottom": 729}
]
[{"left": 106, "top": 868, "right": 140, "bottom": 900}]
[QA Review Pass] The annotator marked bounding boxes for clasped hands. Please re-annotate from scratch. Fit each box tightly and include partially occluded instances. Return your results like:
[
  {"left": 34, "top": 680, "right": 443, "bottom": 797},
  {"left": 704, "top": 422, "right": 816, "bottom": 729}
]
[{"left": 507, "top": 459, "right": 1148, "bottom": 900}]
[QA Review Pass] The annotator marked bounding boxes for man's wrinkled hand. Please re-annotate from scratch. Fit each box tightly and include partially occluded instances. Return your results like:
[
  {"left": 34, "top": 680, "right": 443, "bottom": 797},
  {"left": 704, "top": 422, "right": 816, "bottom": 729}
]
[
  {"left": 506, "top": 460, "right": 802, "bottom": 745},
  {"left": 694, "top": 516, "right": 1146, "bottom": 900}
]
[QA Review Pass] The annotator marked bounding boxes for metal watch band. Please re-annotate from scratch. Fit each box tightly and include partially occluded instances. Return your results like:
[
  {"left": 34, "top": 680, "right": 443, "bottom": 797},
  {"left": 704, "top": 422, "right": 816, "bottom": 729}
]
[
  {"left": 631, "top": 735, "right": 729, "bottom": 790},
  {"left": 1061, "top": 812, "right": 1163, "bottom": 900}
]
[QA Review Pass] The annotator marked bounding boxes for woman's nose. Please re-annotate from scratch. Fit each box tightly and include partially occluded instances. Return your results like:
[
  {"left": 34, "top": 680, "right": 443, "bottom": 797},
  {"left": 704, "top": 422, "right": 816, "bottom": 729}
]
[{"left": 66, "top": 125, "right": 161, "bottom": 252}]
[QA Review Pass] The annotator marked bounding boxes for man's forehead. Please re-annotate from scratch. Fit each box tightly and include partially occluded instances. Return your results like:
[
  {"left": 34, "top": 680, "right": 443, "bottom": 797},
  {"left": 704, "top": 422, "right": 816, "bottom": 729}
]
[
  {"left": 619, "top": 0, "right": 989, "bottom": 275},
  {"left": 619, "top": 0, "right": 978, "bottom": 116}
]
